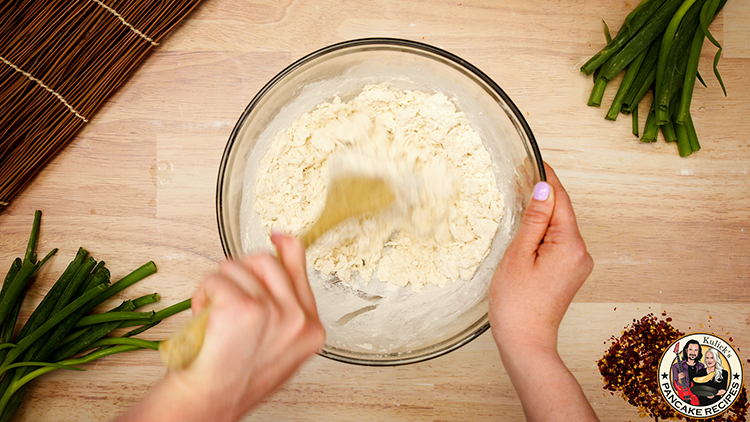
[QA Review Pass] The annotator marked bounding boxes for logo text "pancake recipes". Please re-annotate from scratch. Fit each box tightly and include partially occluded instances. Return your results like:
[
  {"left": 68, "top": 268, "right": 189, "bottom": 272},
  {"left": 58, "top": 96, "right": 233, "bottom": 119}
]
[{"left": 658, "top": 333, "right": 745, "bottom": 418}]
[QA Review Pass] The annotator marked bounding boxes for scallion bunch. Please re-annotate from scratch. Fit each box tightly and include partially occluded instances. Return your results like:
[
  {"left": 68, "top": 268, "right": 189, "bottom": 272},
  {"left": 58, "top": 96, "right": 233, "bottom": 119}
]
[
  {"left": 582, "top": 0, "right": 726, "bottom": 156},
  {"left": 0, "top": 211, "right": 190, "bottom": 421}
]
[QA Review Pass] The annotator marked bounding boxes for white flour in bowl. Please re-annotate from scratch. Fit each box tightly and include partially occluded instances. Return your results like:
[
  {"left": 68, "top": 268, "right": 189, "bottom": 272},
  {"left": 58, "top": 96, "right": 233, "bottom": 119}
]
[{"left": 252, "top": 83, "right": 503, "bottom": 292}]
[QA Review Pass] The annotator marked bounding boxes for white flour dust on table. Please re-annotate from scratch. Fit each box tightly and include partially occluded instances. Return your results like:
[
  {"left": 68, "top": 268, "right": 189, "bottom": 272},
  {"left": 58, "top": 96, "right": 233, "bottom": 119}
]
[{"left": 253, "top": 83, "right": 504, "bottom": 292}]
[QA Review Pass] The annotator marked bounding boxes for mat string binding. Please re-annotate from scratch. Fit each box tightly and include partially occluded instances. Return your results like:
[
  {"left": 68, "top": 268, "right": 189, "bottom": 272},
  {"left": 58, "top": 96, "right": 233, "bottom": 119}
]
[
  {"left": 89, "top": 0, "right": 159, "bottom": 46},
  {"left": 0, "top": 55, "right": 89, "bottom": 123}
]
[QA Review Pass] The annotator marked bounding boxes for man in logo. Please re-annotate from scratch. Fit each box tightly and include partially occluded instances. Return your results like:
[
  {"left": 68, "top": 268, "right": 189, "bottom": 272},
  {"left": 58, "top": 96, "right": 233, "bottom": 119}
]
[{"left": 671, "top": 340, "right": 704, "bottom": 403}]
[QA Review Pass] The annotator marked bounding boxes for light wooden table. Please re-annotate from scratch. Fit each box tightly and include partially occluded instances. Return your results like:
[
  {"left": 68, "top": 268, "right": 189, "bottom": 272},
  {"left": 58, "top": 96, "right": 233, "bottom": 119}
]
[{"left": 1, "top": 0, "right": 749, "bottom": 420}]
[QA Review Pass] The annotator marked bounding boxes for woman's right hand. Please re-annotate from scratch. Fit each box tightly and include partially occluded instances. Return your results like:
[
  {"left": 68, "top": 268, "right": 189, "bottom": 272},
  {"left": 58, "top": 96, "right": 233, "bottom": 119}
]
[
  {"left": 115, "top": 233, "right": 325, "bottom": 422},
  {"left": 180, "top": 233, "right": 325, "bottom": 417}
]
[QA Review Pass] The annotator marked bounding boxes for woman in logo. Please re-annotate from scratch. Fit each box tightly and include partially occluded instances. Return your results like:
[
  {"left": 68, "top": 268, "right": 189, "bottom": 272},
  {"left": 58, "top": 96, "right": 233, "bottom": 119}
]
[{"left": 695, "top": 348, "right": 729, "bottom": 406}]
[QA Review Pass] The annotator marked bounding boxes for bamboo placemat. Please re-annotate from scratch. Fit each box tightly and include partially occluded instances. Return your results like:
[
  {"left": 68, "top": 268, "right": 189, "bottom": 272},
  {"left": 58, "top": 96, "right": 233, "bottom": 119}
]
[{"left": 0, "top": 0, "right": 203, "bottom": 210}]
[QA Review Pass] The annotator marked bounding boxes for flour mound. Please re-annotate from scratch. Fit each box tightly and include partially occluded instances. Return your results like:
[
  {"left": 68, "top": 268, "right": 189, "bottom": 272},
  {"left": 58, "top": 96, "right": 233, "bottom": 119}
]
[{"left": 253, "top": 84, "right": 504, "bottom": 291}]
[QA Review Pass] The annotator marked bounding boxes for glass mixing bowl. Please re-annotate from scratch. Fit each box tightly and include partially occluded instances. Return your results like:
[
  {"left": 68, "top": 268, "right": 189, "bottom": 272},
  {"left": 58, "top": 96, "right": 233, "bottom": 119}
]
[{"left": 217, "top": 38, "right": 544, "bottom": 365}]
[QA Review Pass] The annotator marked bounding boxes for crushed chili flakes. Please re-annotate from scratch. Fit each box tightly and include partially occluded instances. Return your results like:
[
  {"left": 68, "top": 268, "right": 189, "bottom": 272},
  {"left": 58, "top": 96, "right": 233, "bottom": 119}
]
[{"left": 599, "top": 314, "right": 749, "bottom": 421}]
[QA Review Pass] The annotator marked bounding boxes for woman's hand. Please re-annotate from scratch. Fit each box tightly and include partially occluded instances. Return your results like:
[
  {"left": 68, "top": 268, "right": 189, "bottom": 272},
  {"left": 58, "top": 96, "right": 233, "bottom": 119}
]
[
  {"left": 489, "top": 163, "right": 597, "bottom": 421},
  {"left": 490, "top": 163, "right": 593, "bottom": 348},
  {"left": 115, "top": 233, "right": 325, "bottom": 422}
]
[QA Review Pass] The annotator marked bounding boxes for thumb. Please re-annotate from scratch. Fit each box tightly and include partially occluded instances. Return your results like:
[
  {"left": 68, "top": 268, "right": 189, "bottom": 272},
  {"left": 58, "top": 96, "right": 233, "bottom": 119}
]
[{"left": 511, "top": 181, "right": 556, "bottom": 256}]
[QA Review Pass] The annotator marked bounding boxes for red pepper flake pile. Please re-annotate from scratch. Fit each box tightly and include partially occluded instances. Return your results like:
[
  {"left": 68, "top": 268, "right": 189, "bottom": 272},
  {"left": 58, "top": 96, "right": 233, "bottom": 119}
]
[{"left": 599, "top": 314, "right": 749, "bottom": 421}]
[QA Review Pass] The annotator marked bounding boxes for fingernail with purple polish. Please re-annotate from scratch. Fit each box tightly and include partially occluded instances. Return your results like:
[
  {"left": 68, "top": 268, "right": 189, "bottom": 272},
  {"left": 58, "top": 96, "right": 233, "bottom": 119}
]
[{"left": 533, "top": 182, "right": 551, "bottom": 201}]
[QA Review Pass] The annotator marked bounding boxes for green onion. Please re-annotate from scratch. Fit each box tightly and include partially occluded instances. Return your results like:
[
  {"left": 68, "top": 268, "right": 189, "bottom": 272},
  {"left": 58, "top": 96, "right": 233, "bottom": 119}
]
[
  {"left": 23, "top": 210, "right": 41, "bottom": 265},
  {"left": 602, "top": 19, "right": 613, "bottom": 43},
  {"left": 676, "top": 0, "right": 726, "bottom": 124},
  {"left": 51, "top": 293, "right": 160, "bottom": 362},
  {"left": 73, "top": 311, "right": 155, "bottom": 328},
  {"left": 16, "top": 248, "right": 88, "bottom": 341},
  {"left": 606, "top": 46, "right": 649, "bottom": 120},
  {"left": 598, "top": 0, "right": 683, "bottom": 81},
  {"left": 661, "top": 119, "right": 678, "bottom": 142},
  {"left": 621, "top": 65, "right": 656, "bottom": 114},
  {"left": 674, "top": 122, "right": 693, "bottom": 156},
  {"left": 686, "top": 112, "right": 701, "bottom": 152},
  {"left": 624, "top": 0, "right": 656, "bottom": 32},
  {"left": 132, "top": 293, "right": 160, "bottom": 309},
  {"left": 0, "top": 284, "right": 107, "bottom": 371},
  {"left": 0, "top": 262, "right": 36, "bottom": 327},
  {"left": 587, "top": 75, "right": 609, "bottom": 107},
  {"left": 582, "top": 0, "right": 727, "bottom": 156},
  {"left": 581, "top": 0, "right": 667, "bottom": 75},
  {"left": 0, "top": 261, "right": 22, "bottom": 364},
  {"left": 0, "top": 361, "right": 85, "bottom": 373},
  {"left": 18, "top": 258, "right": 106, "bottom": 368},
  {"left": 699, "top": 0, "right": 726, "bottom": 95},
  {"left": 122, "top": 321, "right": 161, "bottom": 338},
  {"left": 29, "top": 269, "right": 112, "bottom": 364},
  {"left": 0, "top": 212, "right": 191, "bottom": 421},
  {"left": 675, "top": 22, "right": 705, "bottom": 125},
  {"left": 641, "top": 107, "right": 659, "bottom": 143},
  {"left": 654, "top": 0, "right": 705, "bottom": 124},
  {"left": 118, "top": 299, "right": 192, "bottom": 327},
  {"left": 51, "top": 300, "right": 137, "bottom": 361},
  {"left": 83, "top": 261, "right": 157, "bottom": 313},
  {"left": 32, "top": 249, "right": 57, "bottom": 276},
  {"left": 619, "top": 36, "right": 660, "bottom": 114},
  {"left": 0, "top": 345, "right": 144, "bottom": 416},
  {"left": 87, "top": 337, "right": 159, "bottom": 351}
]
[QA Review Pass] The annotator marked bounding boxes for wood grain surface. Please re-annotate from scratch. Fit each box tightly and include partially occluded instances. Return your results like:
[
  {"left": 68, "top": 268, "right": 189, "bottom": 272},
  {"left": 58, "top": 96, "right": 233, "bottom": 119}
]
[{"left": 1, "top": 0, "right": 749, "bottom": 420}]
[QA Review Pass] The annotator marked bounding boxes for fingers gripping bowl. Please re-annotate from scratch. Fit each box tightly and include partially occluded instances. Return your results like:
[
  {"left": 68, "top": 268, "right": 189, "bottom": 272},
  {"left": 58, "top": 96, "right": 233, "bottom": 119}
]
[{"left": 217, "top": 38, "right": 545, "bottom": 365}]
